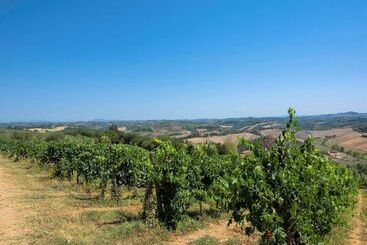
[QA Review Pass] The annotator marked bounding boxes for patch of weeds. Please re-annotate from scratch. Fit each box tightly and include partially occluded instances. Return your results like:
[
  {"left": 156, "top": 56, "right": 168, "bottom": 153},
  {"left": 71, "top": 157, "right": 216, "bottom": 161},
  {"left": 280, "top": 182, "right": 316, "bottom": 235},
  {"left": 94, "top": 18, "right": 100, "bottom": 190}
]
[
  {"left": 122, "top": 187, "right": 144, "bottom": 200},
  {"left": 99, "top": 220, "right": 170, "bottom": 243},
  {"left": 124, "top": 226, "right": 169, "bottom": 245},
  {"left": 30, "top": 194, "right": 47, "bottom": 200},
  {"left": 80, "top": 210, "right": 140, "bottom": 224},
  {"left": 326, "top": 207, "right": 353, "bottom": 245},
  {"left": 87, "top": 194, "right": 143, "bottom": 208},
  {"left": 205, "top": 208, "right": 222, "bottom": 220},
  {"left": 106, "top": 221, "right": 145, "bottom": 238},
  {"left": 361, "top": 189, "right": 367, "bottom": 241},
  {"left": 190, "top": 235, "right": 218, "bottom": 245},
  {"left": 45, "top": 237, "right": 76, "bottom": 245},
  {"left": 176, "top": 216, "right": 205, "bottom": 234},
  {"left": 185, "top": 206, "right": 224, "bottom": 223},
  {"left": 81, "top": 210, "right": 117, "bottom": 223},
  {"left": 224, "top": 237, "right": 242, "bottom": 245},
  {"left": 326, "top": 190, "right": 364, "bottom": 245},
  {"left": 75, "top": 221, "right": 147, "bottom": 244}
]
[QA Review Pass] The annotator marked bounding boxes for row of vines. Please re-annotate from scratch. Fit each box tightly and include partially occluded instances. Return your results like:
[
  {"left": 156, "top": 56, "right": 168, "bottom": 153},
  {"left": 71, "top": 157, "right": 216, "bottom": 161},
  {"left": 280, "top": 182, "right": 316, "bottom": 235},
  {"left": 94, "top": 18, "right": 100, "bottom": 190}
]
[{"left": 0, "top": 109, "right": 359, "bottom": 244}]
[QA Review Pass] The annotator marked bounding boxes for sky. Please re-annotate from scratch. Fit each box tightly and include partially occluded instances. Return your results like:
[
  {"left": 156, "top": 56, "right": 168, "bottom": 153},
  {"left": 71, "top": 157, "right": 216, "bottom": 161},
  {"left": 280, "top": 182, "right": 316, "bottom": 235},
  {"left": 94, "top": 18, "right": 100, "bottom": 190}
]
[{"left": 0, "top": 0, "right": 366, "bottom": 122}]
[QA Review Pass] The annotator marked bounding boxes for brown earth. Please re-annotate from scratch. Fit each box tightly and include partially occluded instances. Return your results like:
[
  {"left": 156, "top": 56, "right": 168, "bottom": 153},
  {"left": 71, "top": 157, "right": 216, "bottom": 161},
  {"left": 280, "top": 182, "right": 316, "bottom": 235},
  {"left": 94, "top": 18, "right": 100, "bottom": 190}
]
[
  {"left": 260, "top": 129, "right": 282, "bottom": 138},
  {"left": 117, "top": 126, "right": 127, "bottom": 132},
  {"left": 0, "top": 156, "right": 82, "bottom": 244},
  {"left": 167, "top": 220, "right": 257, "bottom": 245},
  {"left": 348, "top": 191, "right": 367, "bottom": 245},
  {"left": 299, "top": 128, "right": 367, "bottom": 152},
  {"left": 187, "top": 132, "right": 258, "bottom": 144},
  {"left": 28, "top": 126, "right": 66, "bottom": 133},
  {"left": 0, "top": 161, "right": 29, "bottom": 244},
  {"left": 261, "top": 127, "right": 367, "bottom": 153},
  {"left": 0, "top": 156, "right": 145, "bottom": 244}
]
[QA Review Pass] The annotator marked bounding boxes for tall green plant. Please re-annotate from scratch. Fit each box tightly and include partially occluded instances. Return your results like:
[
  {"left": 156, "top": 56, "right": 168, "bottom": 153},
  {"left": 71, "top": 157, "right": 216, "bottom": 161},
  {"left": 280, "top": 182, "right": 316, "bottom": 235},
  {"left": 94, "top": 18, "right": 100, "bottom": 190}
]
[
  {"left": 229, "top": 108, "right": 358, "bottom": 244},
  {"left": 151, "top": 140, "right": 192, "bottom": 229}
]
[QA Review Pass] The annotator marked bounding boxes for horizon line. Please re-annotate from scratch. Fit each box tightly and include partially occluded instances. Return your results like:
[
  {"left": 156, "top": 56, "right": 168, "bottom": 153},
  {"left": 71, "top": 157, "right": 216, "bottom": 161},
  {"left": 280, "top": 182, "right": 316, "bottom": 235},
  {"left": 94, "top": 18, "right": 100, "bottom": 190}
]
[{"left": 0, "top": 111, "right": 365, "bottom": 125}]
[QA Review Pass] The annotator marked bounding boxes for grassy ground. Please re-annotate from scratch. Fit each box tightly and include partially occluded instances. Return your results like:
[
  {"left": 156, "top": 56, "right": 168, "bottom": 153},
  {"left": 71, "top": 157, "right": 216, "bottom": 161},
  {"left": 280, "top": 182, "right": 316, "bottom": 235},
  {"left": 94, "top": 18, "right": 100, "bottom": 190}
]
[
  {"left": 189, "top": 235, "right": 245, "bottom": 245},
  {"left": 0, "top": 156, "right": 253, "bottom": 245},
  {"left": 327, "top": 206, "right": 354, "bottom": 245},
  {"left": 327, "top": 189, "right": 367, "bottom": 245},
  {"left": 348, "top": 189, "right": 367, "bottom": 244},
  {"left": 361, "top": 189, "right": 367, "bottom": 242}
]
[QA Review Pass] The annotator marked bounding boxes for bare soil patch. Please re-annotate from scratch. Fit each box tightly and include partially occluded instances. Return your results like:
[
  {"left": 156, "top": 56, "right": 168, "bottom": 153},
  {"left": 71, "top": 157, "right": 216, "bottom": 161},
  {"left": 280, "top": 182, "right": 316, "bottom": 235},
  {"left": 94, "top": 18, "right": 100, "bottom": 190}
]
[
  {"left": 0, "top": 161, "right": 29, "bottom": 244},
  {"left": 117, "top": 126, "right": 127, "bottom": 132},
  {"left": 298, "top": 128, "right": 367, "bottom": 152},
  {"left": 0, "top": 156, "right": 82, "bottom": 244},
  {"left": 0, "top": 156, "right": 122, "bottom": 244},
  {"left": 348, "top": 190, "right": 367, "bottom": 245},
  {"left": 167, "top": 220, "right": 257, "bottom": 245},
  {"left": 260, "top": 128, "right": 282, "bottom": 138},
  {"left": 187, "top": 132, "right": 258, "bottom": 144},
  {"left": 28, "top": 126, "right": 66, "bottom": 133}
]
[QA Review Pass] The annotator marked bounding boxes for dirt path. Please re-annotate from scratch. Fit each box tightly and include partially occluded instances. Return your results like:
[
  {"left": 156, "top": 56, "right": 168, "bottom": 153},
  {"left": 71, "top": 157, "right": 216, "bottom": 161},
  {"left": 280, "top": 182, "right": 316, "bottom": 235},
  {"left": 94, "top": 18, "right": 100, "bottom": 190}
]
[
  {"left": 348, "top": 191, "right": 366, "bottom": 245},
  {"left": 0, "top": 156, "right": 88, "bottom": 244},
  {"left": 0, "top": 155, "right": 255, "bottom": 245},
  {"left": 167, "top": 220, "right": 257, "bottom": 244},
  {"left": 0, "top": 159, "right": 30, "bottom": 244}
]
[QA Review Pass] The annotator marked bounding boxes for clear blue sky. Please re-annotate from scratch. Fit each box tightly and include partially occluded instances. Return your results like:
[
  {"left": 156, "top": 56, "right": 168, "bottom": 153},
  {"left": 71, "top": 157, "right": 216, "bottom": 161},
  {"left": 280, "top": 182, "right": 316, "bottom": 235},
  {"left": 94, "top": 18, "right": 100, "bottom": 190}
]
[{"left": 0, "top": 0, "right": 366, "bottom": 122}]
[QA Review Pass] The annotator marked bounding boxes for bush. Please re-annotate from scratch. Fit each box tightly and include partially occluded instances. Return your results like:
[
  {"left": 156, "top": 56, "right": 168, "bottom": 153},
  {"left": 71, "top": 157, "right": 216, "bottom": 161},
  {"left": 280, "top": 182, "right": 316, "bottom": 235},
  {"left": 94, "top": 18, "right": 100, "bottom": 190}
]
[
  {"left": 151, "top": 140, "right": 191, "bottom": 229},
  {"left": 229, "top": 108, "right": 358, "bottom": 244}
]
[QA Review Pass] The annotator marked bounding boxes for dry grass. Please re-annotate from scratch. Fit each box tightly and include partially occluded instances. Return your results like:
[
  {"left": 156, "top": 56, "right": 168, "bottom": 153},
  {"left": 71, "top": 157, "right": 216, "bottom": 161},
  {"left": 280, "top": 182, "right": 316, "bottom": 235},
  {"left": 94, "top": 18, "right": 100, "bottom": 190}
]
[
  {"left": 260, "top": 128, "right": 282, "bottom": 138},
  {"left": 117, "top": 126, "right": 127, "bottom": 132},
  {"left": 347, "top": 189, "right": 367, "bottom": 245},
  {"left": 0, "top": 156, "right": 160, "bottom": 244},
  {"left": 0, "top": 156, "right": 254, "bottom": 244},
  {"left": 327, "top": 205, "right": 354, "bottom": 245},
  {"left": 0, "top": 160, "right": 30, "bottom": 243},
  {"left": 298, "top": 128, "right": 367, "bottom": 152},
  {"left": 151, "top": 126, "right": 192, "bottom": 139},
  {"left": 167, "top": 220, "right": 257, "bottom": 245},
  {"left": 187, "top": 132, "right": 258, "bottom": 144},
  {"left": 28, "top": 126, "right": 66, "bottom": 133},
  {"left": 328, "top": 189, "right": 367, "bottom": 245},
  {"left": 260, "top": 127, "right": 367, "bottom": 153},
  {"left": 172, "top": 129, "right": 192, "bottom": 139}
]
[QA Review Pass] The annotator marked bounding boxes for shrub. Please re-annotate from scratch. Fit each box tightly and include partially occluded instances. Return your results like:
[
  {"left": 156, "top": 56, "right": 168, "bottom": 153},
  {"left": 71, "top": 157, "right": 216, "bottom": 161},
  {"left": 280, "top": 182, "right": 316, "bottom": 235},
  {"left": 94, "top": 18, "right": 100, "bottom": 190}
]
[{"left": 229, "top": 108, "right": 358, "bottom": 244}]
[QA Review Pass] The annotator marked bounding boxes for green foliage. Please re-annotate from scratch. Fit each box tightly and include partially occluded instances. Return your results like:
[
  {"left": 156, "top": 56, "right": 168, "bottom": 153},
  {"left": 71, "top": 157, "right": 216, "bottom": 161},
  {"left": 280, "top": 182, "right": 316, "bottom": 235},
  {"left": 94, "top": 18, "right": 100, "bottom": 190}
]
[
  {"left": 146, "top": 140, "right": 238, "bottom": 228},
  {"left": 107, "top": 144, "right": 152, "bottom": 199},
  {"left": 0, "top": 108, "right": 360, "bottom": 243},
  {"left": 228, "top": 108, "right": 358, "bottom": 244},
  {"left": 0, "top": 136, "right": 152, "bottom": 199},
  {"left": 151, "top": 139, "right": 191, "bottom": 229},
  {"left": 349, "top": 164, "right": 367, "bottom": 187}
]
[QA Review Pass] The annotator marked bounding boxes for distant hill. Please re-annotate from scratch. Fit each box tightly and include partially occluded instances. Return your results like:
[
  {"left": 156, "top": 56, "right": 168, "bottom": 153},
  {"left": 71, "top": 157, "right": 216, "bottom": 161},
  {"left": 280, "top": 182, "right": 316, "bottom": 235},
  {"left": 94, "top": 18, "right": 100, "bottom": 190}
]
[
  {"left": 1, "top": 111, "right": 367, "bottom": 134},
  {"left": 300, "top": 111, "right": 367, "bottom": 119}
]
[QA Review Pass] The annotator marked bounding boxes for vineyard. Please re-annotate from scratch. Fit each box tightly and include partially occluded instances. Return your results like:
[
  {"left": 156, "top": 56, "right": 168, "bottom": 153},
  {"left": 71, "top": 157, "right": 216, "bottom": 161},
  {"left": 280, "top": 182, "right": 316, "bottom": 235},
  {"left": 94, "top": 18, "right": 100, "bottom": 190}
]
[{"left": 0, "top": 109, "right": 361, "bottom": 244}]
